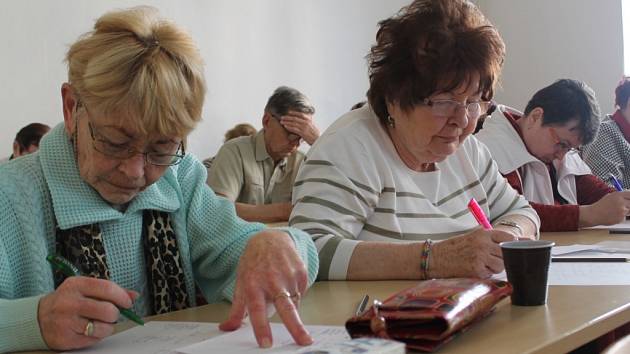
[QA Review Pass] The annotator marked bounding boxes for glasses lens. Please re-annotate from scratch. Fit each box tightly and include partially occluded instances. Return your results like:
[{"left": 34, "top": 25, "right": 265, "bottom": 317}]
[
  {"left": 94, "top": 140, "right": 133, "bottom": 159},
  {"left": 431, "top": 101, "right": 456, "bottom": 117},
  {"left": 148, "top": 153, "right": 182, "bottom": 166},
  {"left": 466, "top": 103, "right": 482, "bottom": 119}
]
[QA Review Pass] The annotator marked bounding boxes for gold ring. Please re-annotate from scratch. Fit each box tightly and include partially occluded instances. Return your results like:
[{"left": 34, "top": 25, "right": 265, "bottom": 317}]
[
  {"left": 290, "top": 291, "right": 301, "bottom": 302},
  {"left": 273, "top": 290, "right": 291, "bottom": 302},
  {"left": 83, "top": 320, "right": 95, "bottom": 337}
]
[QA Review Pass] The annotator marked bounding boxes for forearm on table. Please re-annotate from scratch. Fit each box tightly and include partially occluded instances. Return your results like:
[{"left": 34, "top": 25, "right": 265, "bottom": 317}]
[
  {"left": 347, "top": 241, "right": 424, "bottom": 280},
  {"left": 493, "top": 214, "right": 539, "bottom": 239},
  {"left": 234, "top": 202, "right": 290, "bottom": 223},
  {"left": 530, "top": 202, "right": 579, "bottom": 232},
  {"left": 0, "top": 296, "right": 48, "bottom": 352}
]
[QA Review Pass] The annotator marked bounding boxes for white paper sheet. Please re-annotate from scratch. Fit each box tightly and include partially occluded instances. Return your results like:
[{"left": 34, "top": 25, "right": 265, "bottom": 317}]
[
  {"left": 594, "top": 240, "right": 630, "bottom": 253},
  {"left": 547, "top": 262, "right": 630, "bottom": 285},
  {"left": 63, "top": 321, "right": 222, "bottom": 354},
  {"left": 176, "top": 323, "right": 351, "bottom": 354},
  {"left": 586, "top": 219, "right": 630, "bottom": 233},
  {"left": 493, "top": 262, "right": 630, "bottom": 285},
  {"left": 552, "top": 244, "right": 602, "bottom": 256},
  {"left": 552, "top": 241, "right": 630, "bottom": 259}
]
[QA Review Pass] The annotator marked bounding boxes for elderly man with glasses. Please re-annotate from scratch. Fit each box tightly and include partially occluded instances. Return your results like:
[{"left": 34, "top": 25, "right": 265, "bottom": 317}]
[
  {"left": 207, "top": 86, "right": 319, "bottom": 223},
  {"left": 476, "top": 79, "right": 630, "bottom": 232}
]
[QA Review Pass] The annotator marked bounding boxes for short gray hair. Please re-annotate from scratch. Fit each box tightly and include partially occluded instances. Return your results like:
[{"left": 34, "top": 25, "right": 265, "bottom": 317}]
[{"left": 264, "top": 86, "right": 315, "bottom": 118}]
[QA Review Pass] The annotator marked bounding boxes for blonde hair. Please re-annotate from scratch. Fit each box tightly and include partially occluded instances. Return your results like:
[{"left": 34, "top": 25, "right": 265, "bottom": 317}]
[
  {"left": 66, "top": 6, "right": 206, "bottom": 139},
  {"left": 224, "top": 123, "right": 256, "bottom": 142}
]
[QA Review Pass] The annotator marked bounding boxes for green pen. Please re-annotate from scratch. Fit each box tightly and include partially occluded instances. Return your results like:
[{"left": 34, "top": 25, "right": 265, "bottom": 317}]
[{"left": 46, "top": 254, "right": 145, "bottom": 326}]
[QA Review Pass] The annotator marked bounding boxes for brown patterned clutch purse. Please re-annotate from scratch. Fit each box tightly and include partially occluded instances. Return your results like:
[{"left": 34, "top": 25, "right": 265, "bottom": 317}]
[{"left": 345, "top": 278, "right": 512, "bottom": 352}]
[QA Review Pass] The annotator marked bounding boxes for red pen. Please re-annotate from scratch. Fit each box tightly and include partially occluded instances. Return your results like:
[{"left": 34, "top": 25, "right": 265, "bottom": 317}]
[{"left": 468, "top": 198, "right": 492, "bottom": 230}]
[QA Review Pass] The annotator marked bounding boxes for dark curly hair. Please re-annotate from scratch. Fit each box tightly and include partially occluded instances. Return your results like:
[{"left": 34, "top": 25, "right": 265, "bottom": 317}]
[{"left": 367, "top": 0, "right": 505, "bottom": 125}]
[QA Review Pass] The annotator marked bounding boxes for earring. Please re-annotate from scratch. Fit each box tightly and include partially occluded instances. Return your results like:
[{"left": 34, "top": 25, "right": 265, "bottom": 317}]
[{"left": 387, "top": 115, "right": 395, "bottom": 128}]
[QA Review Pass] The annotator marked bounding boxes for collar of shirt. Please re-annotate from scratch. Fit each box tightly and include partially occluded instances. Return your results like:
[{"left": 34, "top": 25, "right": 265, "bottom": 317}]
[
  {"left": 254, "top": 130, "right": 287, "bottom": 168},
  {"left": 39, "top": 123, "right": 180, "bottom": 230}
]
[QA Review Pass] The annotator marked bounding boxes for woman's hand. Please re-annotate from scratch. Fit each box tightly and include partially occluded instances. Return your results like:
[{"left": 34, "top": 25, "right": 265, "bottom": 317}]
[
  {"left": 38, "top": 277, "right": 137, "bottom": 350},
  {"left": 579, "top": 191, "right": 630, "bottom": 228},
  {"left": 219, "top": 230, "right": 313, "bottom": 348},
  {"left": 428, "top": 228, "right": 516, "bottom": 279}
]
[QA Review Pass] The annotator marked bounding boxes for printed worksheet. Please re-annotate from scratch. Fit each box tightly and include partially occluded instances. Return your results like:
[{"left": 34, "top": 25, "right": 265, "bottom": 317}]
[
  {"left": 177, "top": 323, "right": 351, "bottom": 354},
  {"left": 63, "top": 321, "right": 222, "bottom": 354}
]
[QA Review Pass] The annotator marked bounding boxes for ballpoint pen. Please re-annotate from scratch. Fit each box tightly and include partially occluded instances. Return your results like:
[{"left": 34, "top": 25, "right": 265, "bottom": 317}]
[
  {"left": 355, "top": 294, "right": 369, "bottom": 316},
  {"left": 609, "top": 174, "right": 623, "bottom": 192},
  {"left": 46, "top": 254, "right": 145, "bottom": 325},
  {"left": 468, "top": 198, "right": 492, "bottom": 230}
]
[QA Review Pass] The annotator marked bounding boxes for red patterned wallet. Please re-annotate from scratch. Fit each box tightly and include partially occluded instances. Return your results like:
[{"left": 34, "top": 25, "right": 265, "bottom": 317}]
[{"left": 345, "top": 278, "right": 512, "bottom": 352}]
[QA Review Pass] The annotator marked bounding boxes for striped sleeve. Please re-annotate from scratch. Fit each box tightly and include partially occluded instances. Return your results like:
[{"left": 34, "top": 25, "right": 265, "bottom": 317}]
[
  {"left": 290, "top": 147, "right": 379, "bottom": 280},
  {"left": 473, "top": 138, "right": 541, "bottom": 231}
]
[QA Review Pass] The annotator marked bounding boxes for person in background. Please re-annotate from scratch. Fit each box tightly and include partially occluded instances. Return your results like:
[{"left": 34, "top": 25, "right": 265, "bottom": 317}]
[
  {"left": 290, "top": 0, "right": 539, "bottom": 281},
  {"left": 583, "top": 77, "right": 630, "bottom": 189},
  {"left": 476, "top": 79, "right": 630, "bottom": 232},
  {"left": 473, "top": 101, "right": 496, "bottom": 134},
  {"left": 0, "top": 7, "right": 318, "bottom": 352},
  {"left": 350, "top": 101, "right": 366, "bottom": 110},
  {"left": 202, "top": 123, "right": 257, "bottom": 169},
  {"left": 4, "top": 122, "right": 51, "bottom": 161},
  {"left": 207, "top": 86, "right": 320, "bottom": 223}
]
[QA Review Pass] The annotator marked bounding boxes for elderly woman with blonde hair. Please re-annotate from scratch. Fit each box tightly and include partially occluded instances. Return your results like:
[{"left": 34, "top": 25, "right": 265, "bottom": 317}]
[{"left": 0, "top": 7, "right": 317, "bottom": 352}]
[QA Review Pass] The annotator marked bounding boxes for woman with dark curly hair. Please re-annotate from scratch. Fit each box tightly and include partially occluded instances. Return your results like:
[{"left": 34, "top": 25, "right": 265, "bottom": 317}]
[{"left": 290, "top": 0, "right": 539, "bottom": 281}]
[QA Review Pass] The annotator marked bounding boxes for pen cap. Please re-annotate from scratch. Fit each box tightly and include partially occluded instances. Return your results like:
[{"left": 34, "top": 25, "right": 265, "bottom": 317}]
[{"left": 468, "top": 198, "right": 492, "bottom": 230}]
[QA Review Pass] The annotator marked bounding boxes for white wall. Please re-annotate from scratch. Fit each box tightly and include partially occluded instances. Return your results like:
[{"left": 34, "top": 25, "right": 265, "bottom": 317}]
[
  {"left": 477, "top": 0, "right": 624, "bottom": 115},
  {"left": 0, "top": 0, "right": 409, "bottom": 158}
]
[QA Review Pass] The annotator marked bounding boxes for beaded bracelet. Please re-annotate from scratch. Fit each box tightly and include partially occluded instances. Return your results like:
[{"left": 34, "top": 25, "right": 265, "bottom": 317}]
[{"left": 420, "top": 239, "right": 432, "bottom": 279}]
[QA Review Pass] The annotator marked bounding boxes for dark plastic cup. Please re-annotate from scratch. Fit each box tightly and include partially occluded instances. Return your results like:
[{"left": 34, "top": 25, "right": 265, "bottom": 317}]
[{"left": 500, "top": 240, "right": 555, "bottom": 306}]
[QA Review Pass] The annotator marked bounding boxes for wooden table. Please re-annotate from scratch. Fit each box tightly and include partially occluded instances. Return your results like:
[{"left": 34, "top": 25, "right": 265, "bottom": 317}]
[{"left": 17, "top": 230, "right": 630, "bottom": 354}]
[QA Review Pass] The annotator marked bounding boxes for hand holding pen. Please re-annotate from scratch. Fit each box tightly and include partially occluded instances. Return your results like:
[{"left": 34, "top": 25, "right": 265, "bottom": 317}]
[
  {"left": 609, "top": 174, "right": 624, "bottom": 192},
  {"left": 38, "top": 255, "right": 142, "bottom": 351},
  {"left": 420, "top": 199, "right": 516, "bottom": 279},
  {"left": 467, "top": 198, "right": 493, "bottom": 230},
  {"left": 579, "top": 182, "right": 630, "bottom": 227}
]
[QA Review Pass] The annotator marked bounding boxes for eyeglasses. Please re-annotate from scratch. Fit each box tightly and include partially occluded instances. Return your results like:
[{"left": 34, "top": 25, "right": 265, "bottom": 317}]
[
  {"left": 422, "top": 99, "right": 491, "bottom": 120},
  {"left": 548, "top": 127, "right": 579, "bottom": 154},
  {"left": 77, "top": 101, "right": 185, "bottom": 166},
  {"left": 87, "top": 122, "right": 185, "bottom": 166}
]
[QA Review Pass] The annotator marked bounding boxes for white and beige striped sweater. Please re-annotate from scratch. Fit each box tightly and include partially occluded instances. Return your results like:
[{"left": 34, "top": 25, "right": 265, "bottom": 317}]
[{"left": 290, "top": 106, "right": 540, "bottom": 280}]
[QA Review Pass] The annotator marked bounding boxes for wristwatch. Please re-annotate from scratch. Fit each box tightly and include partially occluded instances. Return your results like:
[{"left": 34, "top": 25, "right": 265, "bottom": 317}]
[{"left": 496, "top": 220, "right": 524, "bottom": 237}]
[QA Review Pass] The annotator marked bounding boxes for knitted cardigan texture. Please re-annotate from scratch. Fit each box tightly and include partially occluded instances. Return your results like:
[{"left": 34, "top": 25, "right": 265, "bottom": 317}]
[{"left": 0, "top": 124, "right": 318, "bottom": 352}]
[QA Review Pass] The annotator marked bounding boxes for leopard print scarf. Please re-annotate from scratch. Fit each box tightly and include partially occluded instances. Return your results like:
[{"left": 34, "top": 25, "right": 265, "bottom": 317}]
[{"left": 54, "top": 210, "right": 189, "bottom": 315}]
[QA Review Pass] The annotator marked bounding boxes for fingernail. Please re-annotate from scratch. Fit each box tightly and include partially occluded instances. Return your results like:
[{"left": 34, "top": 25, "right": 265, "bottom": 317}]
[{"left": 261, "top": 337, "right": 272, "bottom": 348}]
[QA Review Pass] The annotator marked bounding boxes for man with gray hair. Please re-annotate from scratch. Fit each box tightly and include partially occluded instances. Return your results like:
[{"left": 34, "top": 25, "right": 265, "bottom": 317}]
[{"left": 207, "top": 86, "right": 319, "bottom": 222}]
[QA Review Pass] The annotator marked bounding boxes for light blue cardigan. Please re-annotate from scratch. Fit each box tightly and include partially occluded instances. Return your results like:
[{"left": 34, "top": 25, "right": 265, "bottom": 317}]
[{"left": 0, "top": 124, "right": 319, "bottom": 352}]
